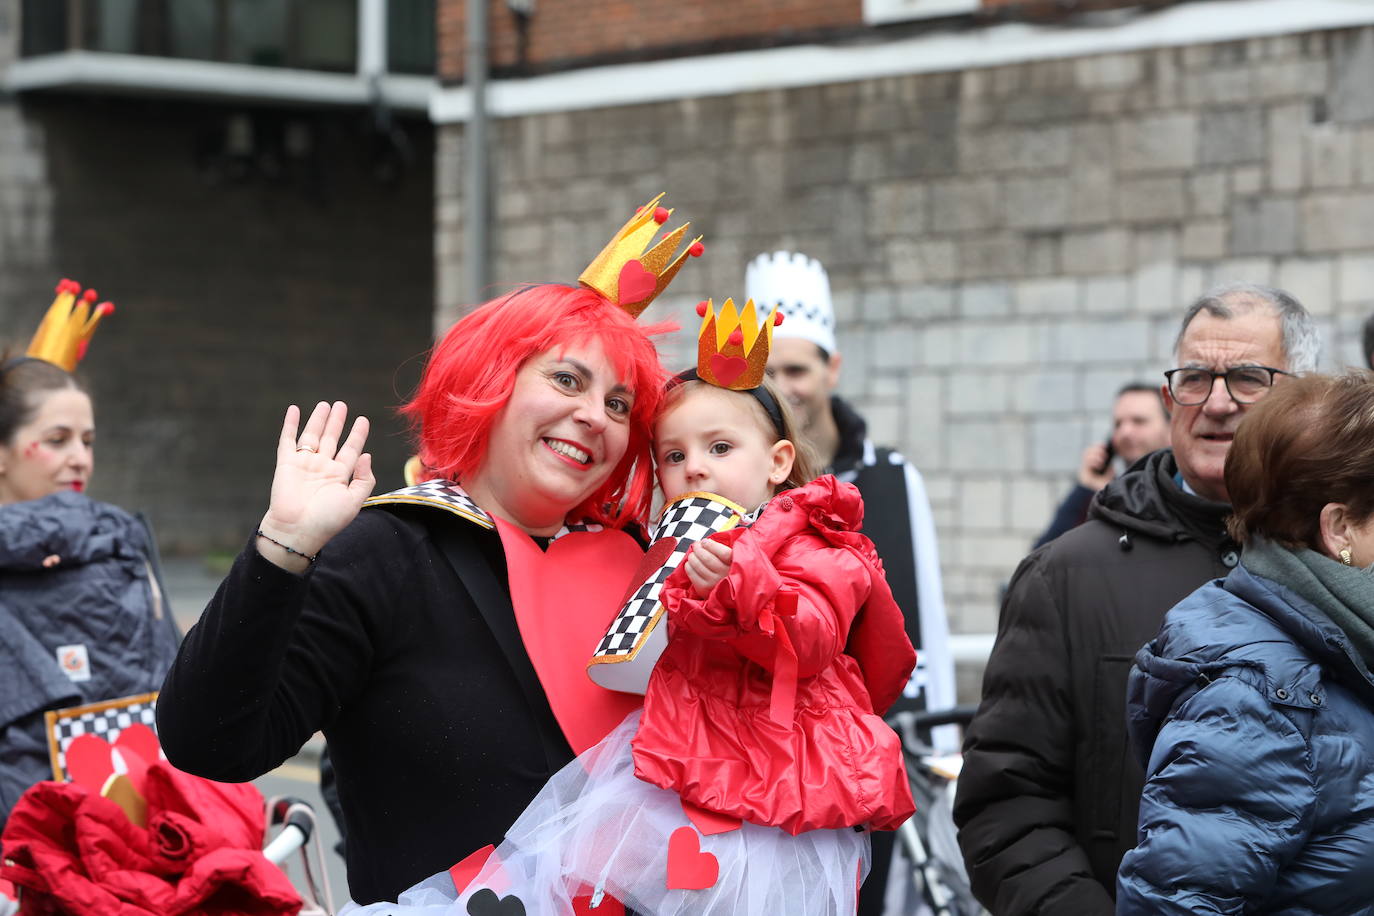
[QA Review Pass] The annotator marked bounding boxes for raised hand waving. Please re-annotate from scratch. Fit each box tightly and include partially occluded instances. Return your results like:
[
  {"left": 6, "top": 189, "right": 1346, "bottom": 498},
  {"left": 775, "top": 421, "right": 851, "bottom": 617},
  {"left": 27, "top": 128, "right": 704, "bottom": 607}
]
[{"left": 256, "top": 401, "right": 376, "bottom": 573}]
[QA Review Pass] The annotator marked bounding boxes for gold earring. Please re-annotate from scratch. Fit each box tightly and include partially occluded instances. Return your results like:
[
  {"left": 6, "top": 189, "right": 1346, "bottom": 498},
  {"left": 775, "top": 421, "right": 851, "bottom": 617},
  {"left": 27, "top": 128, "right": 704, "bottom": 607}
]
[{"left": 1340, "top": 547, "right": 1353, "bottom": 566}]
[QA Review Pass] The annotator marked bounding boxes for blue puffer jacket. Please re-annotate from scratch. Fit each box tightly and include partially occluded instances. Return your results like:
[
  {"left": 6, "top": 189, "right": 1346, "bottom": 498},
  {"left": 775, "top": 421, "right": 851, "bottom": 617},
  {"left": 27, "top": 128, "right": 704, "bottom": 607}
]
[
  {"left": 1118, "top": 563, "right": 1374, "bottom": 915},
  {"left": 0, "top": 492, "right": 181, "bottom": 828}
]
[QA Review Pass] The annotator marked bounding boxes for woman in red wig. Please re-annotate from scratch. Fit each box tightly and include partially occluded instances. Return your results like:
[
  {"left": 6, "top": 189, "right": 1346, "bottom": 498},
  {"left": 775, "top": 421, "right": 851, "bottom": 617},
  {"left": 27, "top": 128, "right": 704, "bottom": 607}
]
[{"left": 157, "top": 201, "right": 696, "bottom": 906}]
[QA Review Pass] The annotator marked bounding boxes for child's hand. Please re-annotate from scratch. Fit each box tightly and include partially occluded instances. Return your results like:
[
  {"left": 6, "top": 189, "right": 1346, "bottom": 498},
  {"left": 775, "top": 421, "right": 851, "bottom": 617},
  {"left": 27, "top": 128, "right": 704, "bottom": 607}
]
[
  {"left": 41, "top": 554, "right": 61, "bottom": 568},
  {"left": 684, "top": 538, "right": 732, "bottom": 598}
]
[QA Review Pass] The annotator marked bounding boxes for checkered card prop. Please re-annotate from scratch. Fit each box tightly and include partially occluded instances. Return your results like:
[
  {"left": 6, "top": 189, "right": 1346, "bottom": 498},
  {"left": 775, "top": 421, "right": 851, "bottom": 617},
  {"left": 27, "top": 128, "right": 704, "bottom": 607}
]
[
  {"left": 45, "top": 692, "right": 159, "bottom": 781},
  {"left": 587, "top": 492, "right": 744, "bottom": 694}
]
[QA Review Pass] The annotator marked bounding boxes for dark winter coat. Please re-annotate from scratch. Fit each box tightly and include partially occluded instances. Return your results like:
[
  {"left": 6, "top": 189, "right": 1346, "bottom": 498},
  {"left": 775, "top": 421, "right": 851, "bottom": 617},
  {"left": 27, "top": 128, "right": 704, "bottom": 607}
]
[
  {"left": 0, "top": 492, "right": 180, "bottom": 828},
  {"left": 1117, "top": 563, "right": 1374, "bottom": 915},
  {"left": 954, "top": 450, "right": 1238, "bottom": 915}
]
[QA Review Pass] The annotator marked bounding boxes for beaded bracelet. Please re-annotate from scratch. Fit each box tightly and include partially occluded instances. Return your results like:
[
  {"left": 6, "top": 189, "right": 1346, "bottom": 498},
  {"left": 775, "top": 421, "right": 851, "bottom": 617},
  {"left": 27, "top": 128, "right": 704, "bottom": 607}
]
[{"left": 255, "top": 529, "right": 319, "bottom": 564}]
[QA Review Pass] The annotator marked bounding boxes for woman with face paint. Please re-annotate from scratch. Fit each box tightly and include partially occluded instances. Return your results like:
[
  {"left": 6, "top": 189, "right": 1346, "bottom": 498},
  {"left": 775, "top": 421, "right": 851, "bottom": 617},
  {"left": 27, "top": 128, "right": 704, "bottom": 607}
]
[
  {"left": 155, "top": 198, "right": 702, "bottom": 905},
  {"left": 1119, "top": 372, "right": 1374, "bottom": 914},
  {"left": 0, "top": 289, "right": 181, "bottom": 833}
]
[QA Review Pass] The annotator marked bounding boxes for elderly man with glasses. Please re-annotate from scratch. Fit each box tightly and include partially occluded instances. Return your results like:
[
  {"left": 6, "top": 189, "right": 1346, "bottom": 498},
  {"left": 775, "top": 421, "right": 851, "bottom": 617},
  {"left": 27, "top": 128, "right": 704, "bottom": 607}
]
[{"left": 954, "top": 284, "right": 1320, "bottom": 916}]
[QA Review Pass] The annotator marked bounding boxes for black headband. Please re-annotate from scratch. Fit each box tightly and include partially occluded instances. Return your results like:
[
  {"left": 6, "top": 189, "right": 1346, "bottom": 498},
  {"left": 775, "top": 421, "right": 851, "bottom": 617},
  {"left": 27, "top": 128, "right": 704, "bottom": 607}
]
[{"left": 670, "top": 368, "right": 786, "bottom": 438}]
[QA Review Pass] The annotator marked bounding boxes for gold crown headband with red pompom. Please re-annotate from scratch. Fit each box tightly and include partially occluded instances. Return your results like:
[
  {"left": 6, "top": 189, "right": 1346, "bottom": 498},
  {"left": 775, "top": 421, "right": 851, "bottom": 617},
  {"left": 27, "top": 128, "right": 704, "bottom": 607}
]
[
  {"left": 403, "top": 195, "right": 703, "bottom": 486},
  {"left": 673, "top": 296, "right": 788, "bottom": 436},
  {"left": 579, "top": 193, "right": 704, "bottom": 318},
  {"left": 26, "top": 279, "right": 115, "bottom": 372}
]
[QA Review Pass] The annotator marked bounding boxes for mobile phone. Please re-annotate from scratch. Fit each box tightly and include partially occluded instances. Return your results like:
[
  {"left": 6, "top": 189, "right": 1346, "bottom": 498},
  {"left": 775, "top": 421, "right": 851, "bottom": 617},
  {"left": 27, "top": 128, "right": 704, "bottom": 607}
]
[{"left": 1094, "top": 437, "right": 1115, "bottom": 475}]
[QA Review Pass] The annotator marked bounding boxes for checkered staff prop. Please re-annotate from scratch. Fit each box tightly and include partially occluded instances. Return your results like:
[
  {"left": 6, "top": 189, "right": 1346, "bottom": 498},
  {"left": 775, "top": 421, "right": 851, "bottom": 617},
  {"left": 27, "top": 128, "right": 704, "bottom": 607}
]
[
  {"left": 587, "top": 492, "right": 746, "bottom": 694},
  {"left": 45, "top": 692, "right": 160, "bottom": 782}
]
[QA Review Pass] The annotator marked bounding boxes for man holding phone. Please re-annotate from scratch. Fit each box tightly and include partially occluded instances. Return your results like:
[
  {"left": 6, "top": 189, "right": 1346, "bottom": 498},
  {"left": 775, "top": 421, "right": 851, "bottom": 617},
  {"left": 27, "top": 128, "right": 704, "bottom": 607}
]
[{"left": 1033, "top": 383, "right": 1170, "bottom": 548}]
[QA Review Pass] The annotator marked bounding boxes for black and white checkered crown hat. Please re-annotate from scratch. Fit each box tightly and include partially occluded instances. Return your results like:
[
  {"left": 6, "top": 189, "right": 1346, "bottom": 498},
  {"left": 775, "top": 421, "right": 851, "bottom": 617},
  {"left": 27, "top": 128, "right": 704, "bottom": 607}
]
[{"left": 745, "top": 251, "right": 836, "bottom": 355}]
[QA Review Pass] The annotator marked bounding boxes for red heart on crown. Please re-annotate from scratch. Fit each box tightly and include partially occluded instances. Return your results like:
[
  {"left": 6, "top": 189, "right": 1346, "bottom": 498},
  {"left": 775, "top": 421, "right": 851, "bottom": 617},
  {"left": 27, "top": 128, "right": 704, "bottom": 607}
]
[
  {"left": 666, "top": 826, "right": 719, "bottom": 890},
  {"left": 618, "top": 260, "right": 657, "bottom": 306},
  {"left": 709, "top": 354, "right": 748, "bottom": 388}
]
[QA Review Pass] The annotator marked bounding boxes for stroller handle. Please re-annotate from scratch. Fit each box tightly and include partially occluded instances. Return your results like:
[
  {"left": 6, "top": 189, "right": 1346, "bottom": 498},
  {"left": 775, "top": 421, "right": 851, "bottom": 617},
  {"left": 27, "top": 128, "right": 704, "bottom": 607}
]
[
  {"left": 263, "top": 797, "right": 316, "bottom": 865},
  {"left": 886, "top": 705, "right": 978, "bottom": 731}
]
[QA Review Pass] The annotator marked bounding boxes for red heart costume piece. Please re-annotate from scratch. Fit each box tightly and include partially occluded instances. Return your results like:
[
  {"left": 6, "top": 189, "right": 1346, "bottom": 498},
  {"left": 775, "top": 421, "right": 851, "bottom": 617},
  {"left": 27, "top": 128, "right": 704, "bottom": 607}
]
[
  {"left": 617, "top": 260, "right": 657, "bottom": 307},
  {"left": 65, "top": 734, "right": 115, "bottom": 793},
  {"left": 680, "top": 799, "right": 742, "bottom": 836},
  {"left": 666, "top": 826, "right": 719, "bottom": 890},
  {"left": 450, "top": 844, "right": 497, "bottom": 894},
  {"left": 113, "top": 722, "right": 160, "bottom": 765},
  {"left": 709, "top": 354, "right": 748, "bottom": 388},
  {"left": 496, "top": 523, "right": 645, "bottom": 753},
  {"left": 571, "top": 888, "right": 626, "bottom": 915}
]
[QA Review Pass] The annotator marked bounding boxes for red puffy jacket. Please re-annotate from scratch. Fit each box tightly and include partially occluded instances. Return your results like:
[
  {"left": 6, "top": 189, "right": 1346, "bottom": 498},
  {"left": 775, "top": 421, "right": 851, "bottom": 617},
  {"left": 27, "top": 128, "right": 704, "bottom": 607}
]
[
  {"left": 0, "top": 761, "right": 301, "bottom": 915},
  {"left": 632, "top": 475, "right": 917, "bottom": 835}
]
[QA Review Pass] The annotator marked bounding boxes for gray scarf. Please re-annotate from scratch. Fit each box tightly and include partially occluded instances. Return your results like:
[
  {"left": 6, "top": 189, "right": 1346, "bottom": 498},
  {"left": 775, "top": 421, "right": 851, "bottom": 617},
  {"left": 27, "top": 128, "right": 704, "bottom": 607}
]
[{"left": 1242, "top": 535, "right": 1374, "bottom": 672}]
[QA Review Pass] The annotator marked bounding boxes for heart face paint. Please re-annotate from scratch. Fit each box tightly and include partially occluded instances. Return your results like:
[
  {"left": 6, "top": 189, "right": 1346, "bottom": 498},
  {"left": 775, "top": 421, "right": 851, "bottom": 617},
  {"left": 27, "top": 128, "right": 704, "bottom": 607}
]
[{"left": 0, "top": 387, "right": 95, "bottom": 504}]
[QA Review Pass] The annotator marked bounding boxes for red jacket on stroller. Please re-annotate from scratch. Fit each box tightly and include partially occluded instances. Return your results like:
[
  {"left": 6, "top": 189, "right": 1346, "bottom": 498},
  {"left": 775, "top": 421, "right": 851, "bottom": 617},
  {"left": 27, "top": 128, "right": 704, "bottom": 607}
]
[{"left": 1, "top": 760, "right": 301, "bottom": 915}]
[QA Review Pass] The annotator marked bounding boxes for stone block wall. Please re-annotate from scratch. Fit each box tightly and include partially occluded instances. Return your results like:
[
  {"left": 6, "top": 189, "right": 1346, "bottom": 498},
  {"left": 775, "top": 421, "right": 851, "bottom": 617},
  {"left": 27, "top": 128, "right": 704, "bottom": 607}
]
[{"left": 436, "top": 23, "right": 1374, "bottom": 694}]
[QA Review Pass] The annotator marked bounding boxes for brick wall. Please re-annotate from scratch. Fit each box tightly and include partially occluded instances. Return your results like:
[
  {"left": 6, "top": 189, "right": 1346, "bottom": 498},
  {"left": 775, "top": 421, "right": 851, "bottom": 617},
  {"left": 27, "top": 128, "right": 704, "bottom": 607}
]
[
  {"left": 1, "top": 92, "right": 435, "bottom": 553},
  {"left": 435, "top": 0, "right": 1178, "bottom": 81},
  {"left": 436, "top": 24, "right": 1374, "bottom": 698},
  {"left": 438, "top": 0, "right": 863, "bottom": 80}
]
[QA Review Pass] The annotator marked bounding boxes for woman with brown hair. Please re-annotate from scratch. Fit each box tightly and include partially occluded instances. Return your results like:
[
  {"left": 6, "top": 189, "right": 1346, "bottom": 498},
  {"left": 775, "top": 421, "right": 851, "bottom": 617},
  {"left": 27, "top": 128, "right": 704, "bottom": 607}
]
[{"left": 1118, "top": 371, "right": 1374, "bottom": 914}]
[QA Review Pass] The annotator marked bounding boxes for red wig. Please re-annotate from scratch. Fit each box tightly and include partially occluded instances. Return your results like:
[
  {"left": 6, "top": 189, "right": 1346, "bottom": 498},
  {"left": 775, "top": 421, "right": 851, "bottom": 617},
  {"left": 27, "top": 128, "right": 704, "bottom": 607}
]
[{"left": 402, "top": 284, "right": 673, "bottom": 528}]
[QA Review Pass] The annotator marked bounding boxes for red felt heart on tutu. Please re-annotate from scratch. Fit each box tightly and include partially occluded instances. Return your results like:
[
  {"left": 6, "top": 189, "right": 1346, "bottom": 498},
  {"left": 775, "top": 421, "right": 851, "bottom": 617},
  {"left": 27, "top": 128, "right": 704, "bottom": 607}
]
[
  {"left": 66, "top": 733, "right": 116, "bottom": 793},
  {"left": 681, "top": 798, "right": 742, "bottom": 836},
  {"left": 666, "top": 826, "right": 719, "bottom": 890},
  {"left": 571, "top": 887, "right": 626, "bottom": 915},
  {"left": 618, "top": 260, "right": 657, "bottom": 306},
  {"left": 709, "top": 354, "right": 748, "bottom": 388}
]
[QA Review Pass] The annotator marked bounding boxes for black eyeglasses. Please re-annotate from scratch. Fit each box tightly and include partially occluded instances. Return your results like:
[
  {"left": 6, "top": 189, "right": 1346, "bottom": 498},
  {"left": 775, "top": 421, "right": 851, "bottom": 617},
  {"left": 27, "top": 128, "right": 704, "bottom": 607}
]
[{"left": 1163, "top": 365, "right": 1293, "bottom": 406}]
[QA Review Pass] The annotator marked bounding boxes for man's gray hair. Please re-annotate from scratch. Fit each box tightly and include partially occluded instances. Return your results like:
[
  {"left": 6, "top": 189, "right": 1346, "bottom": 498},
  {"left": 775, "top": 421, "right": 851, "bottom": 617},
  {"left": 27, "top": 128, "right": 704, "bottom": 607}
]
[{"left": 1174, "top": 283, "right": 1321, "bottom": 374}]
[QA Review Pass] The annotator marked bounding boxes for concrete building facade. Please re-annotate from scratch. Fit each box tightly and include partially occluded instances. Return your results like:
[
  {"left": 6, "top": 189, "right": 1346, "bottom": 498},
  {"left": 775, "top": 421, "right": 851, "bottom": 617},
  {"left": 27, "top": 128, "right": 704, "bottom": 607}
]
[
  {"left": 431, "top": 0, "right": 1374, "bottom": 694},
  {"left": 8, "top": 0, "right": 1374, "bottom": 691}
]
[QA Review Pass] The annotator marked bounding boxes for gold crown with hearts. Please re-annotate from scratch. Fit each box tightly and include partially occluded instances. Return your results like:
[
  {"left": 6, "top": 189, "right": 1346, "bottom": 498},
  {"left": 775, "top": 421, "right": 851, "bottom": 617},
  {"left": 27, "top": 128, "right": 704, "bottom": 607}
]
[
  {"left": 694, "top": 297, "right": 783, "bottom": 391},
  {"left": 27, "top": 279, "right": 115, "bottom": 372},
  {"left": 578, "top": 193, "right": 704, "bottom": 319}
]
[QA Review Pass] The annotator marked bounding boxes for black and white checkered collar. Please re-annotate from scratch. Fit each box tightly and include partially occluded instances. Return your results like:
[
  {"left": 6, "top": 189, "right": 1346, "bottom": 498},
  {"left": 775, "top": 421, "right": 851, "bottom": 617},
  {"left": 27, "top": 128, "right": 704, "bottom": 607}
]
[{"left": 363, "top": 479, "right": 603, "bottom": 540}]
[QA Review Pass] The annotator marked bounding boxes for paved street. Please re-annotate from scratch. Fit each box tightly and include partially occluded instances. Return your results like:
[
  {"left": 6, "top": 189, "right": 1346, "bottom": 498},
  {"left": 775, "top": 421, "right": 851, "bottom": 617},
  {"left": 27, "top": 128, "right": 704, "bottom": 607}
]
[{"left": 163, "top": 557, "right": 352, "bottom": 909}]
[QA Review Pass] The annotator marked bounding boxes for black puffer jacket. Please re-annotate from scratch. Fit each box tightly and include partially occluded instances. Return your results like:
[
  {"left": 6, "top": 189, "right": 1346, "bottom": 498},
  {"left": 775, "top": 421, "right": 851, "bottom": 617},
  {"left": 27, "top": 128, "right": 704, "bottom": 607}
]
[
  {"left": 953, "top": 450, "right": 1237, "bottom": 915},
  {"left": 0, "top": 492, "right": 180, "bottom": 828}
]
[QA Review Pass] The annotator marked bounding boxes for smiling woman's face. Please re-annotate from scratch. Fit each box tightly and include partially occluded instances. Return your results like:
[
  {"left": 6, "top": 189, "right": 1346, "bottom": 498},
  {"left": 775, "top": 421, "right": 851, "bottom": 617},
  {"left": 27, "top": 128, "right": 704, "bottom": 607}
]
[
  {"left": 0, "top": 386, "right": 95, "bottom": 505},
  {"left": 464, "top": 337, "right": 634, "bottom": 536}
]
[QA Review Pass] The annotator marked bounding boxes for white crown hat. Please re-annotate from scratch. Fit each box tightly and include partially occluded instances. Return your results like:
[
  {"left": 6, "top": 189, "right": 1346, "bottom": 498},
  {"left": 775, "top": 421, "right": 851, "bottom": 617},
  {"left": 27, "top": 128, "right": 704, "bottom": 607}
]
[{"left": 744, "top": 250, "right": 837, "bottom": 356}]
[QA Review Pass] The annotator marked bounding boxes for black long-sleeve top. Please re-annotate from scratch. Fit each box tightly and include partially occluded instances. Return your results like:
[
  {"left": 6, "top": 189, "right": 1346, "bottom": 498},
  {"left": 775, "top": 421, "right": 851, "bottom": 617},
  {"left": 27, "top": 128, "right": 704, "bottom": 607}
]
[{"left": 156, "top": 506, "right": 573, "bottom": 904}]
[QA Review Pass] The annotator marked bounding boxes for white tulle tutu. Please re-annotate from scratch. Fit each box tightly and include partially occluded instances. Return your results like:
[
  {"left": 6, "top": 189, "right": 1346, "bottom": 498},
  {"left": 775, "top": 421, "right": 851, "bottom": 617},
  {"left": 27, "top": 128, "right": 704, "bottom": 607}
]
[{"left": 342, "top": 710, "right": 870, "bottom": 915}]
